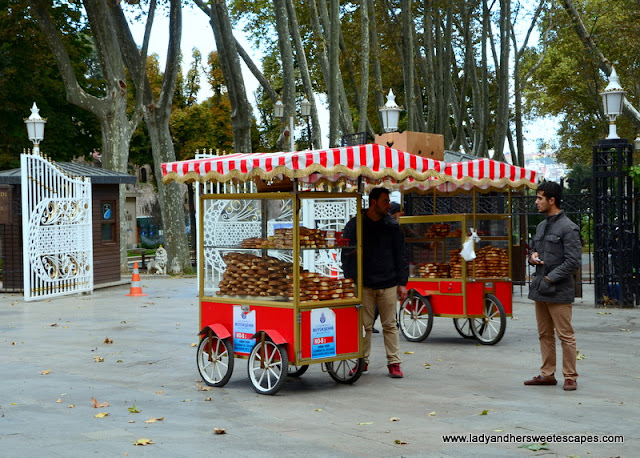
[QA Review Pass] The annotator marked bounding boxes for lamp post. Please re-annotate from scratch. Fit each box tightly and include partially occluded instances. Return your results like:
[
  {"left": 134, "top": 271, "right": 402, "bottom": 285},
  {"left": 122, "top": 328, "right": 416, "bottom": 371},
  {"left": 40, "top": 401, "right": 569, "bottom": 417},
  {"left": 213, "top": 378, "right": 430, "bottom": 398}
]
[
  {"left": 273, "top": 98, "right": 294, "bottom": 152},
  {"left": 24, "top": 102, "right": 47, "bottom": 154},
  {"left": 300, "top": 97, "right": 312, "bottom": 150},
  {"left": 379, "top": 89, "right": 403, "bottom": 133},
  {"left": 599, "top": 67, "right": 626, "bottom": 139}
]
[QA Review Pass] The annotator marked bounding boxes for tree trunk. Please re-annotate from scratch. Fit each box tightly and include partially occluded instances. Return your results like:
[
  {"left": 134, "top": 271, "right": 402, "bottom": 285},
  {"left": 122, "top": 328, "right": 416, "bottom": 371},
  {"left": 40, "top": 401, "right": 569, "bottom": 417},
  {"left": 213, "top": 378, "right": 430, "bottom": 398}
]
[
  {"left": 328, "top": 0, "right": 341, "bottom": 146},
  {"left": 492, "top": 0, "right": 511, "bottom": 162},
  {"left": 358, "top": 0, "right": 370, "bottom": 133}
]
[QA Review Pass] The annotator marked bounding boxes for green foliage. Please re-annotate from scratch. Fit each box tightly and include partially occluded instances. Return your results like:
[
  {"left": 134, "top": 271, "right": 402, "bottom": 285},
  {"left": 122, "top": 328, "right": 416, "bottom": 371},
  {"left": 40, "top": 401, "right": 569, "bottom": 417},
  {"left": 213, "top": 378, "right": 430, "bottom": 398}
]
[
  {"left": 524, "top": 0, "right": 640, "bottom": 167},
  {"left": 0, "top": 1, "right": 101, "bottom": 169}
]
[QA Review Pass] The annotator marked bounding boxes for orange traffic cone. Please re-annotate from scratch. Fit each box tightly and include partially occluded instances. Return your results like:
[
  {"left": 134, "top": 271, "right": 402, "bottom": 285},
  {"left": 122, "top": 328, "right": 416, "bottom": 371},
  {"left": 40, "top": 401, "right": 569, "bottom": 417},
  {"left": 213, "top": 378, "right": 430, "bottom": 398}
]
[{"left": 126, "top": 262, "right": 148, "bottom": 296}]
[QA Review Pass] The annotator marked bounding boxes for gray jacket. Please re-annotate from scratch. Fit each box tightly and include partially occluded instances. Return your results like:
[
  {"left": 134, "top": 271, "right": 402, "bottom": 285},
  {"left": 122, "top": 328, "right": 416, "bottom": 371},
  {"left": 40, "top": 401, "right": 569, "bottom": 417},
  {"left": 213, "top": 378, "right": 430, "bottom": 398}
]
[{"left": 528, "top": 211, "right": 582, "bottom": 303}]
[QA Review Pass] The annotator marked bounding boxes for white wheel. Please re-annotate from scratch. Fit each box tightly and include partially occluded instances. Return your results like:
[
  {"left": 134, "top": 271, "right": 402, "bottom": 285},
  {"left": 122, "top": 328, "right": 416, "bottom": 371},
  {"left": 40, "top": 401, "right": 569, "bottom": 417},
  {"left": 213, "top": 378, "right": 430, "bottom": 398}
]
[
  {"left": 325, "top": 357, "right": 364, "bottom": 384},
  {"left": 453, "top": 318, "right": 474, "bottom": 339},
  {"left": 196, "top": 334, "right": 234, "bottom": 387},
  {"left": 399, "top": 294, "right": 433, "bottom": 342},
  {"left": 247, "top": 338, "right": 288, "bottom": 395},
  {"left": 470, "top": 294, "right": 506, "bottom": 345}
]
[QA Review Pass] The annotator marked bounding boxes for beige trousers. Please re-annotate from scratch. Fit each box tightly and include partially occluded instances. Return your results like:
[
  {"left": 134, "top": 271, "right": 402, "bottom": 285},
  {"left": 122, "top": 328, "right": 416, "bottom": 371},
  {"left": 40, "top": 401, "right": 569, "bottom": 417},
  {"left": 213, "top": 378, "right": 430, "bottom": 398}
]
[
  {"left": 362, "top": 286, "right": 402, "bottom": 365},
  {"left": 535, "top": 301, "right": 578, "bottom": 381}
]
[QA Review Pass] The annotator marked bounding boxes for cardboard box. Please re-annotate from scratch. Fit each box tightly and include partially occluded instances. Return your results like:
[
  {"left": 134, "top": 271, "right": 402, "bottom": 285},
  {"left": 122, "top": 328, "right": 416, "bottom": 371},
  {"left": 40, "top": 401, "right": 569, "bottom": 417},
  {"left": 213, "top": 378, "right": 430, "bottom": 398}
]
[{"left": 374, "top": 131, "right": 444, "bottom": 161}]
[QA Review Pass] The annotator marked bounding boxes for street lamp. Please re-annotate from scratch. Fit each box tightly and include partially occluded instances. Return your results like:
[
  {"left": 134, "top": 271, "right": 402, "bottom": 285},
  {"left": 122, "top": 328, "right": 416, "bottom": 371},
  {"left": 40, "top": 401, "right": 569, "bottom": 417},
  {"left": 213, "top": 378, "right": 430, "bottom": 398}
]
[
  {"left": 24, "top": 102, "right": 47, "bottom": 154},
  {"left": 300, "top": 97, "right": 312, "bottom": 149},
  {"left": 273, "top": 98, "right": 294, "bottom": 152},
  {"left": 599, "top": 67, "right": 626, "bottom": 139},
  {"left": 379, "top": 89, "right": 403, "bottom": 133}
]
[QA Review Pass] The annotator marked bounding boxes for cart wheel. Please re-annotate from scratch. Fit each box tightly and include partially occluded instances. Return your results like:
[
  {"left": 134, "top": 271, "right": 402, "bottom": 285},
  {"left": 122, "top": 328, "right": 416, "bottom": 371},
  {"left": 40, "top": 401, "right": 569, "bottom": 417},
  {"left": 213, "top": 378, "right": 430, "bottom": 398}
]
[
  {"left": 453, "top": 318, "right": 474, "bottom": 339},
  {"left": 196, "top": 335, "right": 234, "bottom": 387},
  {"left": 287, "top": 364, "right": 309, "bottom": 377},
  {"left": 247, "top": 339, "right": 288, "bottom": 395},
  {"left": 470, "top": 294, "right": 506, "bottom": 345},
  {"left": 325, "top": 357, "right": 364, "bottom": 384},
  {"left": 399, "top": 295, "right": 434, "bottom": 342}
]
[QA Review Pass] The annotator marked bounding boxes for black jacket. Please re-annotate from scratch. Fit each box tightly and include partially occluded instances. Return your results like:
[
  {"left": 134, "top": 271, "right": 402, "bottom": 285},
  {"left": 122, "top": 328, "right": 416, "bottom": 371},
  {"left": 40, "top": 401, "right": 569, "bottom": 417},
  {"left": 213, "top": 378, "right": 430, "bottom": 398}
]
[
  {"left": 341, "top": 209, "right": 409, "bottom": 289},
  {"left": 528, "top": 211, "right": 582, "bottom": 303}
]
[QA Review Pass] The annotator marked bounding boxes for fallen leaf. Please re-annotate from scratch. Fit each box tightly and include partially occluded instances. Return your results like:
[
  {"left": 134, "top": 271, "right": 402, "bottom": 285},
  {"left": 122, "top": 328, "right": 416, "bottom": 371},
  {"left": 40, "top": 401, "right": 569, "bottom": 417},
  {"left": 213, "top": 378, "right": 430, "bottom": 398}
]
[
  {"left": 394, "top": 439, "right": 408, "bottom": 445},
  {"left": 91, "top": 397, "right": 109, "bottom": 408},
  {"left": 436, "top": 358, "right": 442, "bottom": 361},
  {"left": 428, "top": 411, "right": 436, "bottom": 416},
  {"left": 314, "top": 408, "right": 323, "bottom": 412},
  {"left": 390, "top": 417, "right": 400, "bottom": 422},
  {"left": 104, "top": 337, "right": 113, "bottom": 344},
  {"left": 357, "top": 422, "right": 374, "bottom": 425},
  {"left": 39, "top": 369, "right": 51, "bottom": 375},
  {"left": 494, "top": 429, "right": 504, "bottom": 432},
  {"left": 117, "top": 360, "right": 123, "bottom": 363},
  {"left": 68, "top": 404, "right": 75, "bottom": 408},
  {"left": 576, "top": 352, "right": 585, "bottom": 360},
  {"left": 144, "top": 417, "right": 164, "bottom": 423},
  {"left": 197, "top": 383, "right": 211, "bottom": 391},
  {"left": 128, "top": 420, "right": 135, "bottom": 423},
  {"left": 181, "top": 399, "right": 192, "bottom": 402},
  {"left": 56, "top": 398, "right": 63, "bottom": 403},
  {"left": 156, "top": 391, "right": 164, "bottom": 394},
  {"left": 95, "top": 412, "right": 109, "bottom": 418},
  {"left": 93, "top": 356, "right": 104, "bottom": 362},
  {"left": 204, "top": 397, "right": 212, "bottom": 401},
  {"left": 50, "top": 323, "right": 58, "bottom": 327},
  {"left": 479, "top": 410, "right": 489, "bottom": 415},
  {"left": 519, "top": 443, "right": 549, "bottom": 451},
  {"left": 133, "top": 438, "right": 154, "bottom": 446},
  {"left": 597, "top": 312, "right": 611, "bottom": 315},
  {"left": 423, "top": 363, "right": 431, "bottom": 369},
  {"left": 619, "top": 328, "right": 630, "bottom": 332},
  {"left": 190, "top": 343, "right": 197, "bottom": 347},
  {"left": 404, "top": 351, "right": 414, "bottom": 354},
  {"left": 128, "top": 405, "right": 141, "bottom": 413},
  {"left": 213, "top": 427, "right": 226, "bottom": 435}
]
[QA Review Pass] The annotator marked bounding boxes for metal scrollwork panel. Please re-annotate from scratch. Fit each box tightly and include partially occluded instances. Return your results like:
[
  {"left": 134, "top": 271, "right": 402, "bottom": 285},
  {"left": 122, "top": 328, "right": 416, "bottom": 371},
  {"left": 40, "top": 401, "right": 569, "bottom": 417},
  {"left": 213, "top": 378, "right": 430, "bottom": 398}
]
[{"left": 21, "top": 152, "right": 93, "bottom": 301}]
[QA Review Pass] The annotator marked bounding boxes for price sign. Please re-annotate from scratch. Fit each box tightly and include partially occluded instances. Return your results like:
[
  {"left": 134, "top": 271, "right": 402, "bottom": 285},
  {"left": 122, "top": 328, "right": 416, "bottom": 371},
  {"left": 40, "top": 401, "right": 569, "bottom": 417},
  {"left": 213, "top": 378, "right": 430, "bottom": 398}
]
[
  {"left": 233, "top": 306, "right": 256, "bottom": 355},
  {"left": 311, "top": 308, "right": 336, "bottom": 359}
]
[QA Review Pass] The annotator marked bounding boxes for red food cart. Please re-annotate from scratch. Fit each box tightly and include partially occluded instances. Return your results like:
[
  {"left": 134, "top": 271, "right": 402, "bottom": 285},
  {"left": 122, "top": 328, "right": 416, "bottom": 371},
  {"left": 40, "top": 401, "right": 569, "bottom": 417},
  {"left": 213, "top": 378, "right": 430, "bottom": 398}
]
[{"left": 162, "top": 144, "right": 536, "bottom": 394}]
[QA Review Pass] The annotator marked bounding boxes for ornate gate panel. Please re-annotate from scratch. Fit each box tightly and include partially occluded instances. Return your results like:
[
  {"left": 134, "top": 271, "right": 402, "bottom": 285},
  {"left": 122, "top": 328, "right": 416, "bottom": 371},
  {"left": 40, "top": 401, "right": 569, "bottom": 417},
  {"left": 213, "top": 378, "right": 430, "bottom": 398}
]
[{"left": 21, "top": 152, "right": 93, "bottom": 301}]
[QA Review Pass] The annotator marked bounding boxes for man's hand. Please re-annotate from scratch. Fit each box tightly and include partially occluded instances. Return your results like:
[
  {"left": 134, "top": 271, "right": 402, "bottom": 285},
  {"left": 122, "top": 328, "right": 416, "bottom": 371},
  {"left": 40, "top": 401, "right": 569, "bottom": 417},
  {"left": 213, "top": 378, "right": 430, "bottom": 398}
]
[
  {"left": 530, "top": 252, "right": 544, "bottom": 265},
  {"left": 397, "top": 285, "right": 408, "bottom": 302}
]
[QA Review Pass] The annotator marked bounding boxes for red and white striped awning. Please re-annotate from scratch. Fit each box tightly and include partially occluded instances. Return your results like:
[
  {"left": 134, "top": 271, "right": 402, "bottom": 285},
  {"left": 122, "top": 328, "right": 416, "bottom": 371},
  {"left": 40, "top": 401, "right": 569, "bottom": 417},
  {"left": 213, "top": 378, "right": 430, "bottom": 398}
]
[{"left": 162, "top": 144, "right": 537, "bottom": 193}]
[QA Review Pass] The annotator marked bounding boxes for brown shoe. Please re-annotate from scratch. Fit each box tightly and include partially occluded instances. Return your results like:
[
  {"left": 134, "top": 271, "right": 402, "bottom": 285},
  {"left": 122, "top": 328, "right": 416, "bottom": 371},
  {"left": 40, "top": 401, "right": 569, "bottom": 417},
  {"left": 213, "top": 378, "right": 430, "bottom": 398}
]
[
  {"left": 563, "top": 379, "right": 577, "bottom": 391},
  {"left": 524, "top": 375, "right": 557, "bottom": 386}
]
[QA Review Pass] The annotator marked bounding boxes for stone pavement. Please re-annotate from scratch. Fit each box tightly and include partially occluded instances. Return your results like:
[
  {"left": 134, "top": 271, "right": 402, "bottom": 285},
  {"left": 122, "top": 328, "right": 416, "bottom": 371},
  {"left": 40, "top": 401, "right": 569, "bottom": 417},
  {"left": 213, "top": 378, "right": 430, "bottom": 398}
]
[{"left": 1, "top": 277, "right": 639, "bottom": 457}]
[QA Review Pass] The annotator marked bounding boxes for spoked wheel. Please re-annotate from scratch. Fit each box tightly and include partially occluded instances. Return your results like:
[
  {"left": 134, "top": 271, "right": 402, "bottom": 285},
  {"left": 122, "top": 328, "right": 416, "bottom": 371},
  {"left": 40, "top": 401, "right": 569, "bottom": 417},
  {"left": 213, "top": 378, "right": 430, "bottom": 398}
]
[
  {"left": 247, "top": 338, "right": 288, "bottom": 395},
  {"left": 470, "top": 294, "right": 506, "bottom": 345},
  {"left": 453, "top": 318, "right": 474, "bottom": 339},
  {"left": 399, "top": 294, "right": 434, "bottom": 342},
  {"left": 325, "top": 357, "right": 364, "bottom": 384},
  {"left": 287, "top": 364, "right": 309, "bottom": 377},
  {"left": 196, "top": 334, "right": 234, "bottom": 387}
]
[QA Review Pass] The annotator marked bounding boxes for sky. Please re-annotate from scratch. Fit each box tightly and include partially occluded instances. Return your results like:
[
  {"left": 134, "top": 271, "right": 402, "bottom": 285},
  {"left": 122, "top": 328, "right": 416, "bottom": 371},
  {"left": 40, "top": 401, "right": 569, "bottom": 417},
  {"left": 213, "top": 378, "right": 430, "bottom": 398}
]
[{"left": 128, "top": 5, "right": 560, "bottom": 173}]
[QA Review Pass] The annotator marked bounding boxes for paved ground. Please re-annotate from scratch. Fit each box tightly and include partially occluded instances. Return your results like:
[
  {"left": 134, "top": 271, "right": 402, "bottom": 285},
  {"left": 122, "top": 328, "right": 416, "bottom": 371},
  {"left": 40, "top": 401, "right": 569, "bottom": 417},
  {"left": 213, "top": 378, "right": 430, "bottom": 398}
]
[{"left": 1, "top": 277, "right": 639, "bottom": 457}]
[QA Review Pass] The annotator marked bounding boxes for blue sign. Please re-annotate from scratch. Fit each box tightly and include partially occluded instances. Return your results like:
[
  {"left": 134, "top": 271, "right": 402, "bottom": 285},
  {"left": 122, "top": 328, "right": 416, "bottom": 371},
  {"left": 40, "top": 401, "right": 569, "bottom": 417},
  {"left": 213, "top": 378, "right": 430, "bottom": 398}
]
[
  {"left": 233, "top": 306, "right": 256, "bottom": 355},
  {"left": 311, "top": 308, "right": 336, "bottom": 359}
]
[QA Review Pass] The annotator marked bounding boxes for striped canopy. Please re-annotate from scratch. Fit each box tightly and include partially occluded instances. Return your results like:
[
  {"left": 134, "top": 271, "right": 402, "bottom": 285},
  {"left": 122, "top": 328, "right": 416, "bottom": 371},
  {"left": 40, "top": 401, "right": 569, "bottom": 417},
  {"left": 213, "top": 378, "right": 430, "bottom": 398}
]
[{"left": 162, "top": 144, "right": 537, "bottom": 193}]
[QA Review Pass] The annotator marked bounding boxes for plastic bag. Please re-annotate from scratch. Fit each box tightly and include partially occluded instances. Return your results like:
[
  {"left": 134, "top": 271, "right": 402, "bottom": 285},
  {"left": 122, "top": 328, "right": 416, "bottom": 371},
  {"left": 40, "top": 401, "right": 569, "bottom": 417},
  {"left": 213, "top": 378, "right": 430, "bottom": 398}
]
[{"left": 460, "top": 228, "right": 481, "bottom": 262}]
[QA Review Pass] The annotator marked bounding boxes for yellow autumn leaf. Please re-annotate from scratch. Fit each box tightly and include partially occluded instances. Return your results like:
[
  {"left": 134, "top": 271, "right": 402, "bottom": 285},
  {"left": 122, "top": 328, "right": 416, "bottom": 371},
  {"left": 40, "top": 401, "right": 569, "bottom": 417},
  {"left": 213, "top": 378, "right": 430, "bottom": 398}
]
[
  {"left": 204, "top": 397, "right": 212, "bottom": 401},
  {"left": 68, "top": 404, "right": 75, "bottom": 408},
  {"left": 92, "top": 398, "right": 109, "bottom": 408},
  {"left": 190, "top": 343, "right": 197, "bottom": 347},
  {"left": 95, "top": 412, "right": 109, "bottom": 418},
  {"left": 428, "top": 411, "right": 436, "bottom": 416},
  {"left": 128, "top": 405, "right": 141, "bottom": 413},
  {"left": 39, "top": 369, "right": 51, "bottom": 375},
  {"left": 93, "top": 356, "right": 104, "bottom": 362},
  {"left": 357, "top": 422, "right": 374, "bottom": 425},
  {"left": 133, "top": 438, "right": 154, "bottom": 446},
  {"left": 394, "top": 439, "right": 408, "bottom": 445},
  {"left": 390, "top": 417, "right": 400, "bottom": 422},
  {"left": 314, "top": 408, "right": 323, "bottom": 412},
  {"left": 403, "top": 351, "right": 414, "bottom": 355},
  {"left": 213, "top": 427, "right": 226, "bottom": 435},
  {"left": 144, "top": 417, "right": 164, "bottom": 423},
  {"left": 156, "top": 391, "right": 164, "bottom": 394},
  {"left": 197, "top": 383, "right": 211, "bottom": 391},
  {"left": 56, "top": 398, "right": 63, "bottom": 403}
]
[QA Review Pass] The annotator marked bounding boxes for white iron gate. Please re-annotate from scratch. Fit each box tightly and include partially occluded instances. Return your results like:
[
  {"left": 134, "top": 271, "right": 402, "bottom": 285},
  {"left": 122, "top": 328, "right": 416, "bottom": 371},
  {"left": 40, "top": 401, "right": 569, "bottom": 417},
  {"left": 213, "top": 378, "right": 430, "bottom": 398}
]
[{"left": 21, "top": 152, "right": 93, "bottom": 301}]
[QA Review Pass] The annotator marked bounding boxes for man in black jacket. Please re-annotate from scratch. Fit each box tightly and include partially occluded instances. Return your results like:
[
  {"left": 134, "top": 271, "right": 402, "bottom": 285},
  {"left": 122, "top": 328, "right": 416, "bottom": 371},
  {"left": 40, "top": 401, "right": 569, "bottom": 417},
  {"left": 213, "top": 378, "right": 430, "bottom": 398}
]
[
  {"left": 524, "top": 181, "right": 582, "bottom": 391},
  {"left": 342, "top": 187, "right": 409, "bottom": 378}
]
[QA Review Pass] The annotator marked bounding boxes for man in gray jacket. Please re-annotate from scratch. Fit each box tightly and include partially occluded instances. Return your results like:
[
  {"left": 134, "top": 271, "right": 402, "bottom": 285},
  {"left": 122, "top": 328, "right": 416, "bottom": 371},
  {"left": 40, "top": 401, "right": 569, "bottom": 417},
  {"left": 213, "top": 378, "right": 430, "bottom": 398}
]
[{"left": 525, "top": 181, "right": 582, "bottom": 391}]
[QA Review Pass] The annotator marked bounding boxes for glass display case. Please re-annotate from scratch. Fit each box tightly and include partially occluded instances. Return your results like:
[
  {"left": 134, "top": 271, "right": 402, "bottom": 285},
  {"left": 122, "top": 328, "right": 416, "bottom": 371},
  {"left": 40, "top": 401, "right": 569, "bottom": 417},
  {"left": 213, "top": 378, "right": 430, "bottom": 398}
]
[
  {"left": 200, "top": 192, "right": 361, "bottom": 306},
  {"left": 400, "top": 214, "right": 511, "bottom": 281}
]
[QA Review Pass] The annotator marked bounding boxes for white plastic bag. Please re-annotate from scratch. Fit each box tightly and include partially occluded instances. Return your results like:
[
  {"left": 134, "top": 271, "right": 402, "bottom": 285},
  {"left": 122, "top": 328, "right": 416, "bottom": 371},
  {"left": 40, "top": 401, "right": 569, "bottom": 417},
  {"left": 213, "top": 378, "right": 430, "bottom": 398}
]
[{"left": 460, "top": 228, "right": 481, "bottom": 262}]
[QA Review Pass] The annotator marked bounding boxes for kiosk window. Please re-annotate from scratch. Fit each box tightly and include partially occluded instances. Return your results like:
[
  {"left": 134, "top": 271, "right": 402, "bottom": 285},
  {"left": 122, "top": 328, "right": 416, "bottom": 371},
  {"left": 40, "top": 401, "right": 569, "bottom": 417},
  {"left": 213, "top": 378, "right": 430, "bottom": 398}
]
[{"left": 101, "top": 202, "right": 115, "bottom": 241}]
